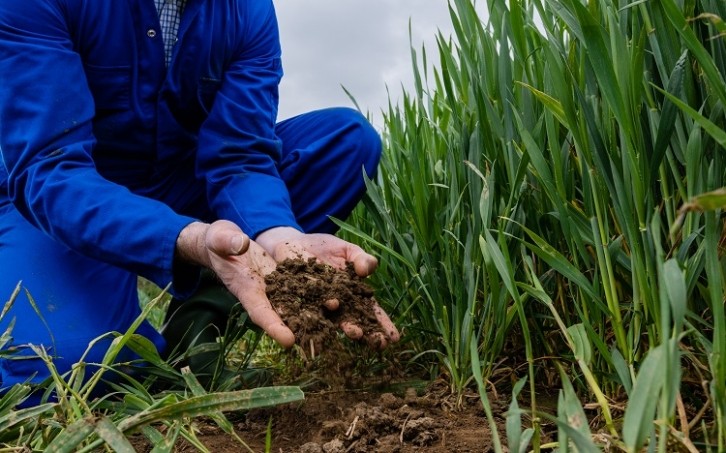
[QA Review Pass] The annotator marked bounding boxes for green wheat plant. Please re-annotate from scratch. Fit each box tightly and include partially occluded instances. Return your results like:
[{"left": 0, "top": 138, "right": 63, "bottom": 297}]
[{"left": 345, "top": 0, "right": 726, "bottom": 449}]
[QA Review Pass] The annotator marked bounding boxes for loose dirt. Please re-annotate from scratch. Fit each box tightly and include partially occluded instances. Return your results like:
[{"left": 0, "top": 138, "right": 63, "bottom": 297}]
[
  {"left": 130, "top": 257, "right": 519, "bottom": 452},
  {"left": 265, "top": 257, "right": 385, "bottom": 350},
  {"left": 191, "top": 383, "right": 510, "bottom": 452},
  {"left": 263, "top": 257, "right": 400, "bottom": 389}
]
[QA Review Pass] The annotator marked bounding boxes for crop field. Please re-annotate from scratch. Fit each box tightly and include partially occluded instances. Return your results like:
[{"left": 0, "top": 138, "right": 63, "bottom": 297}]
[{"left": 1, "top": 0, "right": 725, "bottom": 451}]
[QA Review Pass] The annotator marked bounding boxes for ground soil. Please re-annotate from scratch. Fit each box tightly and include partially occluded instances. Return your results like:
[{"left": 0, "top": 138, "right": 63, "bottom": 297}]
[
  {"left": 146, "top": 257, "right": 525, "bottom": 452},
  {"left": 179, "top": 383, "right": 517, "bottom": 452}
]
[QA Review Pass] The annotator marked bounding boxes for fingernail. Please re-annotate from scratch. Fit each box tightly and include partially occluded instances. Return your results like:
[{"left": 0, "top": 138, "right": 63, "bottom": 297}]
[{"left": 231, "top": 235, "right": 245, "bottom": 254}]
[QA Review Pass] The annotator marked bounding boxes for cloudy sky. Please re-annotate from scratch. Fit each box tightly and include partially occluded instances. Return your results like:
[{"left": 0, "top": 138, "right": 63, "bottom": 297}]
[{"left": 274, "top": 1, "right": 465, "bottom": 129}]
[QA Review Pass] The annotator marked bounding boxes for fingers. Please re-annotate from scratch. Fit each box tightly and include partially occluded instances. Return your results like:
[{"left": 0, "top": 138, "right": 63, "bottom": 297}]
[
  {"left": 264, "top": 321, "right": 296, "bottom": 349},
  {"left": 340, "top": 321, "right": 363, "bottom": 340},
  {"left": 206, "top": 220, "right": 250, "bottom": 257},
  {"left": 341, "top": 322, "right": 390, "bottom": 350},
  {"left": 211, "top": 237, "right": 293, "bottom": 348},
  {"left": 260, "top": 233, "right": 379, "bottom": 279},
  {"left": 340, "top": 302, "right": 400, "bottom": 350},
  {"left": 372, "top": 303, "right": 400, "bottom": 343},
  {"left": 244, "top": 299, "right": 295, "bottom": 349}
]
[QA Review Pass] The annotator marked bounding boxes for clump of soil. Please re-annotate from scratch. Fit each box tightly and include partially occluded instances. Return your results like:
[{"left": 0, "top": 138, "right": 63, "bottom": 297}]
[
  {"left": 233, "top": 384, "right": 508, "bottom": 453},
  {"left": 265, "top": 257, "right": 385, "bottom": 349},
  {"left": 289, "top": 391, "right": 442, "bottom": 452},
  {"left": 264, "top": 258, "right": 391, "bottom": 386}
]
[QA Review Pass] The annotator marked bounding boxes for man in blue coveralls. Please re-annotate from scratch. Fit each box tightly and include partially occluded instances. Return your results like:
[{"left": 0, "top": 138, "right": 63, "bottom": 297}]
[{"left": 0, "top": 0, "right": 400, "bottom": 402}]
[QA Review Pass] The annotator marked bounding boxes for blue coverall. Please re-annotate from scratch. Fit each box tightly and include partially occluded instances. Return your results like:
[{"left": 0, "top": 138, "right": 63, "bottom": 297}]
[{"left": 0, "top": 0, "right": 381, "bottom": 397}]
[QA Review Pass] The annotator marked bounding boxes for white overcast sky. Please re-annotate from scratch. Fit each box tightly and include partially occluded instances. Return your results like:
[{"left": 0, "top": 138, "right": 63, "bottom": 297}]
[{"left": 275, "top": 1, "right": 474, "bottom": 130}]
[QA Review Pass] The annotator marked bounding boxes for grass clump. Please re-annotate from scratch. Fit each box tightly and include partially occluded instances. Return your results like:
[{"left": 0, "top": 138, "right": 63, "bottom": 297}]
[{"left": 0, "top": 284, "right": 303, "bottom": 452}]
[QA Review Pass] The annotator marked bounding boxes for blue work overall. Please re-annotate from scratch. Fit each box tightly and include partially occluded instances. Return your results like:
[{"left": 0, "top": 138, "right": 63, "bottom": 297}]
[{"left": 0, "top": 0, "right": 381, "bottom": 403}]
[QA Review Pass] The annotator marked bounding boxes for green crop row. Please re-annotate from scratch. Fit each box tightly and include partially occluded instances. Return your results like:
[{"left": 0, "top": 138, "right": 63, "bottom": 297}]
[{"left": 343, "top": 0, "right": 726, "bottom": 450}]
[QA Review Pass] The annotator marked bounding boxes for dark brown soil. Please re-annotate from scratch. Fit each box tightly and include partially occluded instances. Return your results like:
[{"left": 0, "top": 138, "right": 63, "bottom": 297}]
[
  {"left": 263, "top": 257, "right": 397, "bottom": 389},
  {"left": 265, "top": 257, "right": 384, "bottom": 350},
  {"left": 163, "top": 383, "right": 517, "bottom": 453}
]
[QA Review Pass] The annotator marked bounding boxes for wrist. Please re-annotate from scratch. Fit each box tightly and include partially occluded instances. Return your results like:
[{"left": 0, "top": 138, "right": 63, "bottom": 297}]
[{"left": 176, "top": 221, "right": 211, "bottom": 268}]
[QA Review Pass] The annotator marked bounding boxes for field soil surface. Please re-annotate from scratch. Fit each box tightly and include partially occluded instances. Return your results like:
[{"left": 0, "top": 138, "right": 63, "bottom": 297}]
[
  {"left": 135, "top": 258, "right": 554, "bottom": 451},
  {"left": 184, "top": 384, "right": 511, "bottom": 452}
]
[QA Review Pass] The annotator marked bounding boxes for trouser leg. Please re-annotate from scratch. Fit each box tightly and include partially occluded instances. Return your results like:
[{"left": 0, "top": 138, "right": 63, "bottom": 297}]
[
  {"left": 0, "top": 203, "right": 164, "bottom": 407},
  {"left": 275, "top": 107, "right": 382, "bottom": 233}
]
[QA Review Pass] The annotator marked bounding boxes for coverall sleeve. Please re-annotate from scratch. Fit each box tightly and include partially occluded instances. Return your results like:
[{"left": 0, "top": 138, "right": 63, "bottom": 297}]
[
  {"left": 0, "top": 1, "right": 199, "bottom": 294},
  {"left": 197, "top": 0, "right": 302, "bottom": 239}
]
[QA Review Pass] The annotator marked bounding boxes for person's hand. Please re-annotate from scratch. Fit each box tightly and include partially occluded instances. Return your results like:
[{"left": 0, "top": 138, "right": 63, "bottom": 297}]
[
  {"left": 256, "top": 226, "right": 377, "bottom": 276},
  {"left": 176, "top": 221, "right": 295, "bottom": 348},
  {"left": 256, "top": 227, "right": 401, "bottom": 348}
]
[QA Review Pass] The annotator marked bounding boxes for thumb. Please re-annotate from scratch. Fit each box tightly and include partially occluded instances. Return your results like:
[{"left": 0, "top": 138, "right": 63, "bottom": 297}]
[{"left": 205, "top": 220, "right": 250, "bottom": 257}]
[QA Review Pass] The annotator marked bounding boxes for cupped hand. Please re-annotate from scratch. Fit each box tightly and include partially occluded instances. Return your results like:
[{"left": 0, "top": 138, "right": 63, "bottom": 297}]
[
  {"left": 256, "top": 227, "right": 401, "bottom": 348},
  {"left": 256, "top": 227, "right": 378, "bottom": 277},
  {"left": 177, "top": 222, "right": 400, "bottom": 350}
]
